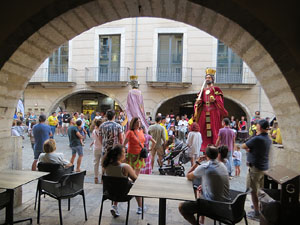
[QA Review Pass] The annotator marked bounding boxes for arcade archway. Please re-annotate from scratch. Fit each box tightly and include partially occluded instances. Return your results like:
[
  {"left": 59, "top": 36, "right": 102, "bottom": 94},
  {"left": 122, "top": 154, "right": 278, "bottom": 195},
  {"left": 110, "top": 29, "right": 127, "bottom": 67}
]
[
  {"left": 156, "top": 94, "right": 250, "bottom": 122},
  {"left": 0, "top": 0, "right": 300, "bottom": 171}
]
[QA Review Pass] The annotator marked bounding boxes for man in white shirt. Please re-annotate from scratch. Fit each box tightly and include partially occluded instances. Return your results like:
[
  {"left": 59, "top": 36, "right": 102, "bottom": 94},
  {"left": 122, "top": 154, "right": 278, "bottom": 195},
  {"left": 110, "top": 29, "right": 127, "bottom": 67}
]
[
  {"left": 178, "top": 116, "right": 188, "bottom": 142},
  {"left": 179, "top": 146, "right": 230, "bottom": 225}
]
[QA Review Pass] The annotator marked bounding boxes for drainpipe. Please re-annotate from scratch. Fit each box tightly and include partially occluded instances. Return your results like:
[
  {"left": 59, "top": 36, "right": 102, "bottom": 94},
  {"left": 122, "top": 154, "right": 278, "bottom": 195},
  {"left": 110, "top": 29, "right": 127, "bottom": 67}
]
[
  {"left": 259, "top": 84, "right": 262, "bottom": 112},
  {"left": 134, "top": 17, "right": 138, "bottom": 75}
]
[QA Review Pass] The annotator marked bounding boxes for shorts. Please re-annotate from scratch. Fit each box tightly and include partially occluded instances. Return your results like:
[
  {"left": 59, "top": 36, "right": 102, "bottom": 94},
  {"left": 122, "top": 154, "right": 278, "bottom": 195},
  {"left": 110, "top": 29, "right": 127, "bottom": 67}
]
[
  {"left": 62, "top": 123, "right": 69, "bottom": 128},
  {"left": 34, "top": 149, "right": 43, "bottom": 160},
  {"left": 151, "top": 145, "right": 164, "bottom": 157},
  {"left": 233, "top": 159, "right": 241, "bottom": 166},
  {"left": 58, "top": 122, "right": 62, "bottom": 126},
  {"left": 246, "top": 166, "right": 264, "bottom": 194},
  {"left": 71, "top": 145, "right": 83, "bottom": 156}
]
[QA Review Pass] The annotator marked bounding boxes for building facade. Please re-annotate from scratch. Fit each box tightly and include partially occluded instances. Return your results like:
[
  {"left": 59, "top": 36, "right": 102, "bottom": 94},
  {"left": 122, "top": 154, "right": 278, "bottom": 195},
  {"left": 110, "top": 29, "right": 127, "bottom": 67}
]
[{"left": 25, "top": 17, "right": 275, "bottom": 121}]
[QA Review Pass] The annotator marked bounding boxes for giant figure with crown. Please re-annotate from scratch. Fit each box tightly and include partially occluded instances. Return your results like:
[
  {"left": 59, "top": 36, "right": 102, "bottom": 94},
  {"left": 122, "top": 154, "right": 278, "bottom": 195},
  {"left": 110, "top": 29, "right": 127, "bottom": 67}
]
[
  {"left": 194, "top": 68, "right": 228, "bottom": 151},
  {"left": 124, "top": 75, "right": 149, "bottom": 131}
]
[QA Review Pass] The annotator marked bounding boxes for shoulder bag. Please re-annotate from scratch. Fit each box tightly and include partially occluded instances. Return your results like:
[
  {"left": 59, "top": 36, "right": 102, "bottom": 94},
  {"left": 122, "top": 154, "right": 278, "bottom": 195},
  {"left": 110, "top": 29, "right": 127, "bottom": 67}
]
[{"left": 133, "top": 130, "right": 148, "bottom": 158}]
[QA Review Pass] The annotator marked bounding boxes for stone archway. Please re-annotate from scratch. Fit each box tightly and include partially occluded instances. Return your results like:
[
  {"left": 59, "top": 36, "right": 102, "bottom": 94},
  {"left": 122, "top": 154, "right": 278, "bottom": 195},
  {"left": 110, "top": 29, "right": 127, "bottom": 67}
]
[
  {"left": 154, "top": 93, "right": 252, "bottom": 122},
  {"left": 0, "top": 0, "right": 300, "bottom": 171},
  {"left": 47, "top": 88, "right": 125, "bottom": 115}
]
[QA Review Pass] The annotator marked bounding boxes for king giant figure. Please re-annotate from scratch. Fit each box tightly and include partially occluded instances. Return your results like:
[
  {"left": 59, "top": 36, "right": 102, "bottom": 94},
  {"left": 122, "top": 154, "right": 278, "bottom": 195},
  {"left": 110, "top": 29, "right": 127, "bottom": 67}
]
[{"left": 194, "top": 68, "right": 228, "bottom": 151}]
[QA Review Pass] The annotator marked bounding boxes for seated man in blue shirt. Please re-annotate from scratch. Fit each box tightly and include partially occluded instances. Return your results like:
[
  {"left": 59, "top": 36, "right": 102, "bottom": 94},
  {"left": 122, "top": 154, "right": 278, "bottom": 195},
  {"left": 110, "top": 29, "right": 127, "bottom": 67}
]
[{"left": 178, "top": 146, "right": 230, "bottom": 225}]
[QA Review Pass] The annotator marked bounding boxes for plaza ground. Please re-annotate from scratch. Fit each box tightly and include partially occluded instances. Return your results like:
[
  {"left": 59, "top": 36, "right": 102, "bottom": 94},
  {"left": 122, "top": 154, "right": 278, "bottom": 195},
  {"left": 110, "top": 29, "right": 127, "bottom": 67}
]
[{"left": 1, "top": 134, "right": 258, "bottom": 225}]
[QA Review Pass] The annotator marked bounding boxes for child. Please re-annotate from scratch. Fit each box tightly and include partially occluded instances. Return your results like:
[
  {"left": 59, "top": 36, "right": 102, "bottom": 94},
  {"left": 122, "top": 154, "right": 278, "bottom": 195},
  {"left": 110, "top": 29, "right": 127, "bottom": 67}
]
[
  {"left": 164, "top": 136, "right": 176, "bottom": 165},
  {"left": 233, "top": 145, "right": 242, "bottom": 176},
  {"left": 77, "top": 125, "right": 86, "bottom": 146},
  {"left": 38, "top": 139, "right": 73, "bottom": 168},
  {"left": 140, "top": 126, "right": 156, "bottom": 174},
  {"left": 91, "top": 119, "right": 103, "bottom": 184},
  {"left": 168, "top": 125, "right": 175, "bottom": 137},
  {"left": 28, "top": 121, "right": 36, "bottom": 152}
]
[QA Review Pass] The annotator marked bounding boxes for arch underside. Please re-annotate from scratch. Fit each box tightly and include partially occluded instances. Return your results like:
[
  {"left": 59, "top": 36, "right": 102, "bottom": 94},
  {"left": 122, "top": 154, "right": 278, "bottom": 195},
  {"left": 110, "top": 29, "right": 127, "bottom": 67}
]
[{"left": 0, "top": 0, "right": 299, "bottom": 171}]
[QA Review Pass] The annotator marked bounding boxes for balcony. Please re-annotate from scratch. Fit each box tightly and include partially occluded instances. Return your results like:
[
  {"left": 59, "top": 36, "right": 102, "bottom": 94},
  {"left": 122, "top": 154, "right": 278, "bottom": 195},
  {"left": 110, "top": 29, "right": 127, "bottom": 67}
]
[
  {"left": 214, "top": 66, "right": 257, "bottom": 89},
  {"left": 85, "top": 67, "right": 130, "bottom": 87},
  {"left": 29, "top": 67, "right": 76, "bottom": 88},
  {"left": 146, "top": 67, "right": 192, "bottom": 88}
]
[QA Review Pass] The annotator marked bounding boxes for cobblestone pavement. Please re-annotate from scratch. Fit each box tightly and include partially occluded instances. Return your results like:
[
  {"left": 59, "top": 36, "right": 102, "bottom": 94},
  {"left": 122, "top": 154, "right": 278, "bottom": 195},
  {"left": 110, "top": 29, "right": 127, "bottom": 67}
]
[{"left": 0, "top": 134, "right": 258, "bottom": 225}]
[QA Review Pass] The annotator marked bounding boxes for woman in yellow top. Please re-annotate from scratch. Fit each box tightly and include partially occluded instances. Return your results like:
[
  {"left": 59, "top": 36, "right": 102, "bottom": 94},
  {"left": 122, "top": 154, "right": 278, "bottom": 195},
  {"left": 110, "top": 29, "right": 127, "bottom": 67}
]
[{"left": 48, "top": 112, "right": 58, "bottom": 139}]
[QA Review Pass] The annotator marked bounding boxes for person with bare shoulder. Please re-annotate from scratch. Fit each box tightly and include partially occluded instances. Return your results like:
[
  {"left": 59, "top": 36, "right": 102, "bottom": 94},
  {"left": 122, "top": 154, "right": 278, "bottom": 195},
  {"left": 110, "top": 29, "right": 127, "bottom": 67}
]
[{"left": 102, "top": 144, "right": 140, "bottom": 218}]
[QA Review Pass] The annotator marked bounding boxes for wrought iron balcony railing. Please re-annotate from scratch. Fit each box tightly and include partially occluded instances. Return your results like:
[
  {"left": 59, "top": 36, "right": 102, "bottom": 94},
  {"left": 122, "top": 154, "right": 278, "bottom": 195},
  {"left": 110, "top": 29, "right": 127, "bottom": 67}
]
[
  {"left": 146, "top": 67, "right": 192, "bottom": 83},
  {"left": 214, "top": 66, "right": 257, "bottom": 84},
  {"left": 85, "top": 67, "right": 130, "bottom": 82},
  {"left": 29, "top": 67, "right": 76, "bottom": 83}
]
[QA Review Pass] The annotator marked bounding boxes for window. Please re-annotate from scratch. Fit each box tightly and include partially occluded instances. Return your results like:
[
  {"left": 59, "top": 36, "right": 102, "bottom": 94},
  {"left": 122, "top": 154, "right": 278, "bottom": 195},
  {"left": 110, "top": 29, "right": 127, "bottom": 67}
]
[
  {"left": 99, "top": 35, "right": 121, "bottom": 81},
  {"left": 157, "top": 34, "right": 183, "bottom": 82},
  {"left": 48, "top": 42, "right": 69, "bottom": 82},
  {"left": 216, "top": 41, "right": 243, "bottom": 83}
]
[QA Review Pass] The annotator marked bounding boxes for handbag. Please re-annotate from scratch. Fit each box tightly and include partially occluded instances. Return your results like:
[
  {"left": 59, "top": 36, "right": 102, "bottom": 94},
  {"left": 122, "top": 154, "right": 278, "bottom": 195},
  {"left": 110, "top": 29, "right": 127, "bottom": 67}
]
[{"left": 133, "top": 130, "right": 148, "bottom": 158}]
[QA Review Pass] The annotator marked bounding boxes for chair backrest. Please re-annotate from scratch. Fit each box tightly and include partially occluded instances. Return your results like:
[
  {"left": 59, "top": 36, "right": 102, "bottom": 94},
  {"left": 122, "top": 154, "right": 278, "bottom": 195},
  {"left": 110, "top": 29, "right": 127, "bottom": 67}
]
[
  {"left": 37, "top": 162, "right": 73, "bottom": 181},
  {"left": 197, "top": 189, "right": 250, "bottom": 223},
  {"left": 230, "top": 189, "right": 250, "bottom": 222},
  {"left": 41, "top": 171, "right": 86, "bottom": 198},
  {"left": 102, "top": 176, "right": 132, "bottom": 201},
  {"left": 63, "top": 170, "right": 86, "bottom": 192}
]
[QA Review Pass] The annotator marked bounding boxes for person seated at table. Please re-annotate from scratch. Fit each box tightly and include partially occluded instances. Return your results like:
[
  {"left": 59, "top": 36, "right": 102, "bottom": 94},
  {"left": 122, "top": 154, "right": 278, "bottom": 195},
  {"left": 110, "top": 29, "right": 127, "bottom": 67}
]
[
  {"left": 178, "top": 145, "right": 230, "bottom": 225},
  {"left": 217, "top": 145, "right": 231, "bottom": 177},
  {"left": 38, "top": 139, "right": 73, "bottom": 168},
  {"left": 102, "top": 144, "right": 142, "bottom": 218}
]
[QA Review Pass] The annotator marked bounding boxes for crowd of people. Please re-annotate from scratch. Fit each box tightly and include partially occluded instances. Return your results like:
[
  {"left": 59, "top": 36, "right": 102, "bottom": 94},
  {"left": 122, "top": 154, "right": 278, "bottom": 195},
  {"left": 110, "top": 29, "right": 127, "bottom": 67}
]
[{"left": 11, "top": 107, "right": 279, "bottom": 223}]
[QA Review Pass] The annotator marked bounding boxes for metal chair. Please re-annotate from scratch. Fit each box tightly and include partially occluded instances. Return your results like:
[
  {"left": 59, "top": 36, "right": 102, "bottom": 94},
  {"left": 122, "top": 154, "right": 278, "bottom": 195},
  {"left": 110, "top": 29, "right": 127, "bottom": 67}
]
[
  {"left": 99, "top": 176, "right": 139, "bottom": 225},
  {"left": 34, "top": 162, "right": 74, "bottom": 210},
  {"left": 197, "top": 189, "right": 251, "bottom": 225},
  {"left": 37, "top": 171, "right": 87, "bottom": 225}
]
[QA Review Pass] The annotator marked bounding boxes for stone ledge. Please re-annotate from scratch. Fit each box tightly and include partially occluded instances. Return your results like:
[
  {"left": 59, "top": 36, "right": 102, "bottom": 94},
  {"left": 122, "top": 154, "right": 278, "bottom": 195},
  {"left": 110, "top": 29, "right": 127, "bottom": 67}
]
[
  {"left": 85, "top": 81, "right": 129, "bottom": 88},
  {"left": 146, "top": 81, "right": 192, "bottom": 89},
  {"left": 216, "top": 83, "right": 256, "bottom": 89},
  {"left": 28, "top": 82, "right": 76, "bottom": 88}
]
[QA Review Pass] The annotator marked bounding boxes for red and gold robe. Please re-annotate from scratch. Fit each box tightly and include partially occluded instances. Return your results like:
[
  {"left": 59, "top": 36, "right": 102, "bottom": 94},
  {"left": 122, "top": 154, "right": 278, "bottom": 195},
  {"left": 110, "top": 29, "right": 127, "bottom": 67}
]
[{"left": 194, "top": 86, "right": 228, "bottom": 151}]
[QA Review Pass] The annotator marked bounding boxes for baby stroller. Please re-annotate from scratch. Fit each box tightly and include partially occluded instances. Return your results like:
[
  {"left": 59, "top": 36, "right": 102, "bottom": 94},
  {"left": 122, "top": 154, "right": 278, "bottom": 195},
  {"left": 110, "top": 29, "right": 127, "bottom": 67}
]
[{"left": 158, "top": 140, "right": 191, "bottom": 177}]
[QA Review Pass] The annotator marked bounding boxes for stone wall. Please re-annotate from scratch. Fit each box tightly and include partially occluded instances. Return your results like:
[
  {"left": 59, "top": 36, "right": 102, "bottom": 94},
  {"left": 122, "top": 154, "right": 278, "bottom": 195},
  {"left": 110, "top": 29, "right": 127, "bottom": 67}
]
[{"left": 0, "top": 136, "right": 23, "bottom": 206}]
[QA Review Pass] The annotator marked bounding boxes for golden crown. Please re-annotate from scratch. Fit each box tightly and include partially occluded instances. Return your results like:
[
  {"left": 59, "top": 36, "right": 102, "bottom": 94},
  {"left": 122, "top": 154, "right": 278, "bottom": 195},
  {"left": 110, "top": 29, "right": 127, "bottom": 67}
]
[
  {"left": 205, "top": 68, "right": 216, "bottom": 76},
  {"left": 130, "top": 75, "right": 138, "bottom": 80}
]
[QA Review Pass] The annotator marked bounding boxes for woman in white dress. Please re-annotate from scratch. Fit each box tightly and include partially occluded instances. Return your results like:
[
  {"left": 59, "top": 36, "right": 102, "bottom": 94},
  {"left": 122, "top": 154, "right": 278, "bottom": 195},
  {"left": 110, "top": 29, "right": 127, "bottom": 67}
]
[{"left": 186, "top": 122, "right": 202, "bottom": 166}]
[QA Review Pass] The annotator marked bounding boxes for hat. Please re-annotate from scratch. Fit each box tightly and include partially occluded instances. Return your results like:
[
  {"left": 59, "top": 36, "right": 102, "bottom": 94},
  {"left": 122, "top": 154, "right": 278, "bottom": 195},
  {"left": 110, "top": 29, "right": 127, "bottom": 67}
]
[{"left": 258, "top": 119, "right": 270, "bottom": 130}]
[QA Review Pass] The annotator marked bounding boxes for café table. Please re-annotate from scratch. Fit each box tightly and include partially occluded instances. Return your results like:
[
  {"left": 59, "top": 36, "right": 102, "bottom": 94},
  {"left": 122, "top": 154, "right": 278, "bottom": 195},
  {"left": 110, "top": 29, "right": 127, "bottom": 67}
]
[
  {"left": 128, "top": 174, "right": 195, "bottom": 225},
  {"left": 0, "top": 170, "right": 49, "bottom": 225}
]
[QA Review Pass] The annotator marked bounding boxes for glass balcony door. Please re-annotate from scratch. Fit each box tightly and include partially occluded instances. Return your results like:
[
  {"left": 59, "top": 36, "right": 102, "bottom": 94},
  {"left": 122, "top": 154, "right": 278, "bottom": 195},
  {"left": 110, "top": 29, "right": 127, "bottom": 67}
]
[
  {"left": 99, "top": 35, "right": 121, "bottom": 81},
  {"left": 217, "top": 41, "right": 243, "bottom": 83},
  {"left": 48, "top": 43, "right": 69, "bottom": 82},
  {"left": 157, "top": 34, "right": 183, "bottom": 82}
]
